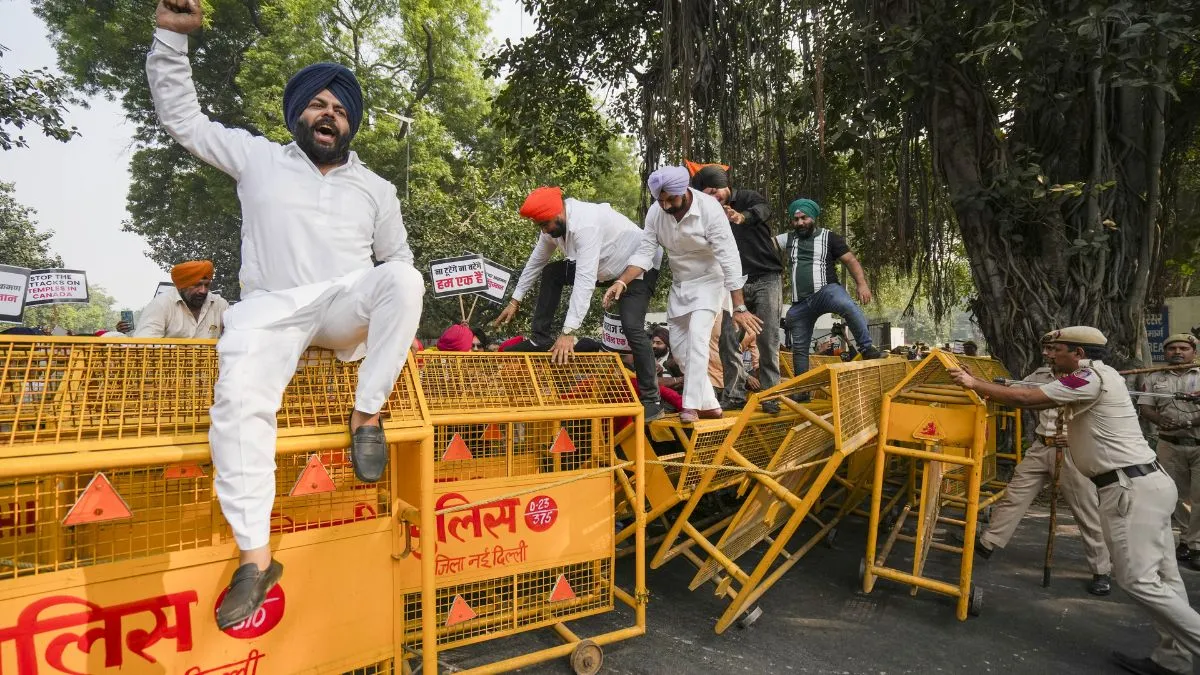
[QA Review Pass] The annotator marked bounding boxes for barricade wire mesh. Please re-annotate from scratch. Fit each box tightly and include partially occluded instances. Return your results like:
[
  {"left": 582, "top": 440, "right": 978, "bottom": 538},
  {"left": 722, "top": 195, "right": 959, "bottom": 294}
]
[{"left": 432, "top": 419, "right": 613, "bottom": 482}]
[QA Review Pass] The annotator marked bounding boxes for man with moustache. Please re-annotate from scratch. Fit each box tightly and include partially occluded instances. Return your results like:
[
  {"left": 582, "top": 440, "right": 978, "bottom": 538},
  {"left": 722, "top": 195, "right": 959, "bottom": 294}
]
[
  {"left": 604, "top": 166, "right": 762, "bottom": 423},
  {"left": 1139, "top": 333, "right": 1200, "bottom": 567},
  {"left": 129, "top": 260, "right": 229, "bottom": 338},
  {"left": 494, "top": 187, "right": 665, "bottom": 419},
  {"left": 148, "top": 0, "right": 424, "bottom": 629}
]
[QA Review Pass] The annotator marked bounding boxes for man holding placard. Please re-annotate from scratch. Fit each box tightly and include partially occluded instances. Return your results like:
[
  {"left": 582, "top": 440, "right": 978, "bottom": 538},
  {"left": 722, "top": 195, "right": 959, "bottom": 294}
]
[{"left": 495, "top": 186, "right": 665, "bottom": 420}]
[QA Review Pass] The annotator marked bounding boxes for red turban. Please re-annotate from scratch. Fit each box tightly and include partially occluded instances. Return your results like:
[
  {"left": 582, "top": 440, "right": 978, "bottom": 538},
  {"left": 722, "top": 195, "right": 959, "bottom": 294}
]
[
  {"left": 171, "top": 260, "right": 214, "bottom": 289},
  {"left": 437, "top": 324, "right": 475, "bottom": 352},
  {"left": 519, "top": 186, "right": 565, "bottom": 221}
]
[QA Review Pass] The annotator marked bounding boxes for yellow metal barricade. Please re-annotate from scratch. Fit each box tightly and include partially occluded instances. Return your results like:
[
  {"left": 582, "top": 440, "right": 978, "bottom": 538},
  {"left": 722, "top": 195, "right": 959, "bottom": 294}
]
[
  {"left": 396, "top": 352, "right": 645, "bottom": 674},
  {"left": 862, "top": 349, "right": 993, "bottom": 620},
  {"left": 0, "top": 336, "right": 430, "bottom": 674}
]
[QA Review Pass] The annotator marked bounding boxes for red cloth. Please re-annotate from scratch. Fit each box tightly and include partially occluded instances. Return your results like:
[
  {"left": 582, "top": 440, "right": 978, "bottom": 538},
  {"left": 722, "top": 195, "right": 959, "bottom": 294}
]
[
  {"left": 498, "top": 335, "right": 525, "bottom": 352},
  {"left": 436, "top": 324, "right": 475, "bottom": 352},
  {"left": 170, "top": 260, "right": 213, "bottom": 288},
  {"left": 519, "top": 186, "right": 564, "bottom": 221}
]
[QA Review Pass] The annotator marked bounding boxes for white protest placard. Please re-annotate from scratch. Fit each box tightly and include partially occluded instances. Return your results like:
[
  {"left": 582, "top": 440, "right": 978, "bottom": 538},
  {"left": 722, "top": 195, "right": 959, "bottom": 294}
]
[
  {"left": 478, "top": 258, "right": 514, "bottom": 304},
  {"left": 0, "top": 265, "right": 32, "bottom": 323},
  {"left": 25, "top": 269, "right": 89, "bottom": 307},
  {"left": 154, "top": 282, "right": 177, "bottom": 299},
  {"left": 429, "top": 254, "right": 488, "bottom": 298},
  {"left": 602, "top": 312, "right": 631, "bottom": 352}
]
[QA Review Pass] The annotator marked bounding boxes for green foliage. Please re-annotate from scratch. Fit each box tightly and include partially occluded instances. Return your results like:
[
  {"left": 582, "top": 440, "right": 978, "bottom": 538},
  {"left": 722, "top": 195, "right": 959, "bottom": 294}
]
[
  {"left": 0, "top": 45, "right": 80, "bottom": 151},
  {"left": 22, "top": 285, "right": 119, "bottom": 334},
  {"left": 0, "top": 182, "right": 63, "bottom": 269}
]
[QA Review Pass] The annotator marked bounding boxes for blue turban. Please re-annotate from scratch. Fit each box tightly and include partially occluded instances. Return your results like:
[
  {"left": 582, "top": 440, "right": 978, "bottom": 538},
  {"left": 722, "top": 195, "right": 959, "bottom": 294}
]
[
  {"left": 282, "top": 63, "right": 364, "bottom": 138},
  {"left": 647, "top": 166, "right": 691, "bottom": 198}
]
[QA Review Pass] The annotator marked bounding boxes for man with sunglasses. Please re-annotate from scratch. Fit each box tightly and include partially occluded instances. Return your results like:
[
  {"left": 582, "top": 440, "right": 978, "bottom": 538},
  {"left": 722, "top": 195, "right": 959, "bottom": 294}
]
[
  {"left": 496, "top": 186, "right": 665, "bottom": 420},
  {"left": 776, "top": 198, "right": 881, "bottom": 378}
]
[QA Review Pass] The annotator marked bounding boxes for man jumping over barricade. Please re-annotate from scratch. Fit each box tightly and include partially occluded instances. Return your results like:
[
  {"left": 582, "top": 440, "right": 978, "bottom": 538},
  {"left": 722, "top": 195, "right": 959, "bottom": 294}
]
[
  {"left": 494, "top": 187, "right": 665, "bottom": 420},
  {"left": 148, "top": 0, "right": 424, "bottom": 630}
]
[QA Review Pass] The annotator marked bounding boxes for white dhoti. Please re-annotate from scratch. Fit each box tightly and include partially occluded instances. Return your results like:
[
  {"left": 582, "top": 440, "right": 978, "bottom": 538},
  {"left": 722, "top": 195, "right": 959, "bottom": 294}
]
[
  {"left": 209, "top": 261, "right": 424, "bottom": 550},
  {"left": 669, "top": 309, "right": 720, "bottom": 411}
]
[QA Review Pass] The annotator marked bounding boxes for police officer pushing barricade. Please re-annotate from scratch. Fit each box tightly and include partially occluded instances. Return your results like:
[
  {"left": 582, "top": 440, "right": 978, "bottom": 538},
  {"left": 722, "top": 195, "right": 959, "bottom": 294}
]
[
  {"left": 1137, "top": 333, "right": 1200, "bottom": 567},
  {"left": 950, "top": 326, "right": 1200, "bottom": 675}
]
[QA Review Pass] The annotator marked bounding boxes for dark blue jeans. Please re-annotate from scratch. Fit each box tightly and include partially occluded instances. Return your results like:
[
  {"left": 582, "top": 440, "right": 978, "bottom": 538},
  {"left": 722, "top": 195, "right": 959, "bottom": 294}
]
[{"left": 786, "top": 283, "right": 872, "bottom": 376}]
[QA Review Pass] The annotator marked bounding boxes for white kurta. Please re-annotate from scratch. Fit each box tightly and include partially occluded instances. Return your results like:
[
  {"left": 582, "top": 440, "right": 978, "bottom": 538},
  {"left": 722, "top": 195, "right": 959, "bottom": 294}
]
[
  {"left": 147, "top": 29, "right": 424, "bottom": 550},
  {"left": 511, "top": 199, "right": 661, "bottom": 332},
  {"left": 629, "top": 190, "right": 745, "bottom": 409}
]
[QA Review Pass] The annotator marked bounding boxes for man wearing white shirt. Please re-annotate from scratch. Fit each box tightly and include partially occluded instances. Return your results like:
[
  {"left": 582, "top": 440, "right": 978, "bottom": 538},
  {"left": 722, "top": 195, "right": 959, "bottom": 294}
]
[
  {"left": 495, "top": 186, "right": 666, "bottom": 419},
  {"left": 604, "top": 166, "right": 762, "bottom": 423},
  {"left": 130, "top": 260, "right": 229, "bottom": 339},
  {"left": 149, "top": 0, "right": 423, "bottom": 630}
]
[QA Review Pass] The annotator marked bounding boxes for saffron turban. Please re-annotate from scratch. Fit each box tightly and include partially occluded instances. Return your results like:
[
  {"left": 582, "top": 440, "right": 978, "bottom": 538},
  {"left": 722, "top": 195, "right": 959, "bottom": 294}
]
[
  {"left": 684, "top": 160, "right": 729, "bottom": 176},
  {"left": 437, "top": 324, "right": 475, "bottom": 352},
  {"left": 519, "top": 186, "right": 565, "bottom": 221},
  {"left": 647, "top": 166, "right": 690, "bottom": 198},
  {"left": 171, "top": 260, "right": 214, "bottom": 289},
  {"left": 690, "top": 165, "right": 730, "bottom": 190},
  {"left": 282, "top": 63, "right": 364, "bottom": 138},
  {"left": 788, "top": 198, "right": 821, "bottom": 220}
]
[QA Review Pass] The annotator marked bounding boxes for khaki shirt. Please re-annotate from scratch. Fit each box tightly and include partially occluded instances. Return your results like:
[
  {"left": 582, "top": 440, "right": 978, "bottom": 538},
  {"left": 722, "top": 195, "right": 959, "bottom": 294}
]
[
  {"left": 1024, "top": 367, "right": 1065, "bottom": 438},
  {"left": 1138, "top": 367, "right": 1200, "bottom": 439},
  {"left": 1040, "top": 359, "right": 1155, "bottom": 478},
  {"left": 133, "top": 291, "right": 228, "bottom": 339}
]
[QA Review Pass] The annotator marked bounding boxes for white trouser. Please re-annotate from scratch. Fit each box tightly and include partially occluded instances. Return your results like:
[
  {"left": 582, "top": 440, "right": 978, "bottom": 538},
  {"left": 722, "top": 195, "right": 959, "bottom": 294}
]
[
  {"left": 669, "top": 309, "right": 720, "bottom": 411},
  {"left": 210, "top": 262, "right": 423, "bottom": 550},
  {"left": 980, "top": 441, "right": 1111, "bottom": 575},
  {"left": 1101, "top": 470, "right": 1200, "bottom": 673}
]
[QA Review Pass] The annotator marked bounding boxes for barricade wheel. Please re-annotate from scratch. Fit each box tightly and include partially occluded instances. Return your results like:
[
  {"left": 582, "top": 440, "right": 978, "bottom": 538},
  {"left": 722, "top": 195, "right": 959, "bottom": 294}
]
[
  {"left": 825, "top": 527, "right": 838, "bottom": 548},
  {"left": 570, "top": 639, "right": 604, "bottom": 675},
  {"left": 737, "top": 605, "right": 763, "bottom": 629},
  {"left": 858, "top": 557, "right": 867, "bottom": 583},
  {"left": 968, "top": 584, "right": 983, "bottom": 617}
]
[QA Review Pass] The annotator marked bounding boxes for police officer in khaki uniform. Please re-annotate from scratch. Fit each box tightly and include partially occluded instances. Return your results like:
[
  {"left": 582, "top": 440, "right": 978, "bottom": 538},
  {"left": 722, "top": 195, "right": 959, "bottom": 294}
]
[
  {"left": 1138, "top": 333, "right": 1200, "bottom": 566},
  {"left": 950, "top": 326, "right": 1200, "bottom": 675},
  {"left": 975, "top": 340, "right": 1112, "bottom": 595}
]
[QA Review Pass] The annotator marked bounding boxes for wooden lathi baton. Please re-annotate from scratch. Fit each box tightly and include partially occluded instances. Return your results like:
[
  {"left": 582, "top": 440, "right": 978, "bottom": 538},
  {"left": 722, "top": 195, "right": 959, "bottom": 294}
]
[{"left": 1044, "top": 412, "right": 1065, "bottom": 588}]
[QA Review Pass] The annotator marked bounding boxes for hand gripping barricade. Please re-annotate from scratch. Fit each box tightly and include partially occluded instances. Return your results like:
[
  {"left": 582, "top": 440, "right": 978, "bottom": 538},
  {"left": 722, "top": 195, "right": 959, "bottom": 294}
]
[
  {"left": 0, "top": 337, "right": 646, "bottom": 675},
  {"left": 0, "top": 335, "right": 430, "bottom": 674},
  {"left": 955, "top": 355, "right": 1024, "bottom": 465},
  {"left": 399, "top": 351, "right": 646, "bottom": 675},
  {"left": 861, "top": 349, "right": 1000, "bottom": 620}
]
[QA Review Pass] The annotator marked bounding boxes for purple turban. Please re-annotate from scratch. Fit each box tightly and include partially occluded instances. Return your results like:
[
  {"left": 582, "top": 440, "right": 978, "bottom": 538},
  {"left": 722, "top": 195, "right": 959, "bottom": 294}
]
[
  {"left": 282, "top": 63, "right": 364, "bottom": 138},
  {"left": 647, "top": 166, "right": 691, "bottom": 198}
]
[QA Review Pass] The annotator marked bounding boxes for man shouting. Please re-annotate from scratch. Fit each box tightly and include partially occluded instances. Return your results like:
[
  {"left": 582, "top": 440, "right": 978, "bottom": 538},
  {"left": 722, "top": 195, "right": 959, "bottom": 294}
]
[{"left": 148, "top": 0, "right": 424, "bottom": 629}]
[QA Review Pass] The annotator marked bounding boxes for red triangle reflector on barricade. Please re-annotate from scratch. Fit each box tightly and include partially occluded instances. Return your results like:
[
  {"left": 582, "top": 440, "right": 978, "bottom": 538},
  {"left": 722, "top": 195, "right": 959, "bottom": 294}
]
[
  {"left": 62, "top": 473, "right": 133, "bottom": 526},
  {"left": 162, "top": 463, "right": 206, "bottom": 480},
  {"left": 446, "top": 594, "right": 477, "bottom": 627},
  {"left": 549, "top": 574, "right": 576, "bottom": 602},
  {"left": 482, "top": 423, "right": 503, "bottom": 441},
  {"left": 913, "top": 414, "right": 942, "bottom": 441},
  {"left": 442, "top": 433, "right": 473, "bottom": 461},
  {"left": 550, "top": 428, "right": 576, "bottom": 454},
  {"left": 290, "top": 455, "right": 337, "bottom": 496}
]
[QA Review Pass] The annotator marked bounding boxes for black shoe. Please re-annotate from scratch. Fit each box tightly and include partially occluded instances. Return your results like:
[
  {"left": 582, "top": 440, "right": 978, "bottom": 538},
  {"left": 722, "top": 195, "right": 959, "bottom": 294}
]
[
  {"left": 1111, "top": 651, "right": 1185, "bottom": 675},
  {"left": 975, "top": 536, "right": 994, "bottom": 560},
  {"left": 351, "top": 415, "right": 388, "bottom": 483},
  {"left": 1176, "top": 543, "right": 1194, "bottom": 561},
  {"left": 790, "top": 392, "right": 812, "bottom": 404},
  {"left": 861, "top": 346, "right": 884, "bottom": 360},
  {"left": 760, "top": 399, "right": 781, "bottom": 414},
  {"left": 643, "top": 400, "right": 664, "bottom": 422},
  {"left": 1087, "top": 573, "right": 1112, "bottom": 596},
  {"left": 723, "top": 399, "right": 746, "bottom": 411},
  {"left": 216, "top": 560, "right": 284, "bottom": 630}
]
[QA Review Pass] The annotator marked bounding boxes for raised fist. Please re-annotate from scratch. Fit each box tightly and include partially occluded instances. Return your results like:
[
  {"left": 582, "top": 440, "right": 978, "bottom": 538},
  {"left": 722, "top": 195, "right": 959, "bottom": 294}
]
[{"left": 156, "top": 0, "right": 203, "bottom": 34}]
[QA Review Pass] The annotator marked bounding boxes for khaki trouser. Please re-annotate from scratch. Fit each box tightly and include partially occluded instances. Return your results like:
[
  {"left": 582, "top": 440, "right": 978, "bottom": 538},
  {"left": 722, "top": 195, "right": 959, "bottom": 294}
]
[
  {"left": 1101, "top": 470, "right": 1200, "bottom": 673},
  {"left": 1156, "top": 439, "right": 1200, "bottom": 548},
  {"left": 980, "top": 440, "right": 1112, "bottom": 575}
]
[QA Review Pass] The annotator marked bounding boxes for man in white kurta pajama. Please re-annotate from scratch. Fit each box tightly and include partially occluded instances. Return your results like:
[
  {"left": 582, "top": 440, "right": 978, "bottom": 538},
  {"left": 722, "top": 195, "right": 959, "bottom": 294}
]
[
  {"left": 148, "top": 0, "right": 423, "bottom": 629},
  {"left": 605, "top": 166, "right": 762, "bottom": 423}
]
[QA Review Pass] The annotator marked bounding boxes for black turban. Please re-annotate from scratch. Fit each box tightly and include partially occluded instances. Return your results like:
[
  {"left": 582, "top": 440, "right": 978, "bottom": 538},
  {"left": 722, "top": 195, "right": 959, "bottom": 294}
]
[
  {"left": 690, "top": 165, "right": 730, "bottom": 190},
  {"left": 282, "top": 63, "right": 364, "bottom": 139}
]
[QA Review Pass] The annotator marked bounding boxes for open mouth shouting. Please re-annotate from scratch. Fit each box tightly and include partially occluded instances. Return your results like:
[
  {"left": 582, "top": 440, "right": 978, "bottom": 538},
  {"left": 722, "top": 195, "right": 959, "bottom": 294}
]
[{"left": 312, "top": 118, "right": 339, "bottom": 146}]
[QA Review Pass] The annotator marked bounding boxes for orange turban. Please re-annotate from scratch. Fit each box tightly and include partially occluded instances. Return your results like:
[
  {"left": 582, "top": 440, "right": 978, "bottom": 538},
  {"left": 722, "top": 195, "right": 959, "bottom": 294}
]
[
  {"left": 171, "top": 260, "right": 214, "bottom": 289},
  {"left": 684, "top": 159, "right": 730, "bottom": 176},
  {"left": 519, "top": 186, "right": 565, "bottom": 221}
]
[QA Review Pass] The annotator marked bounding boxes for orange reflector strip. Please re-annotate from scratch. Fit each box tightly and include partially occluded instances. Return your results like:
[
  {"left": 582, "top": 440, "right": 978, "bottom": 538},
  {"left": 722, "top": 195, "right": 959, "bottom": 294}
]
[
  {"left": 442, "top": 433, "right": 473, "bottom": 461},
  {"left": 62, "top": 473, "right": 133, "bottom": 526},
  {"left": 550, "top": 427, "right": 576, "bottom": 454},
  {"left": 446, "top": 594, "right": 477, "bottom": 627},
  {"left": 162, "top": 463, "right": 205, "bottom": 480},
  {"left": 549, "top": 574, "right": 576, "bottom": 602},
  {"left": 290, "top": 455, "right": 337, "bottom": 496}
]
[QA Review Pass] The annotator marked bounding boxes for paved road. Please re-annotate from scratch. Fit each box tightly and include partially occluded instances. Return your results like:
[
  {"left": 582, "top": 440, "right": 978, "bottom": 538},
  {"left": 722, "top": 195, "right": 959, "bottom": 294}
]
[{"left": 439, "top": 501, "right": 1199, "bottom": 674}]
